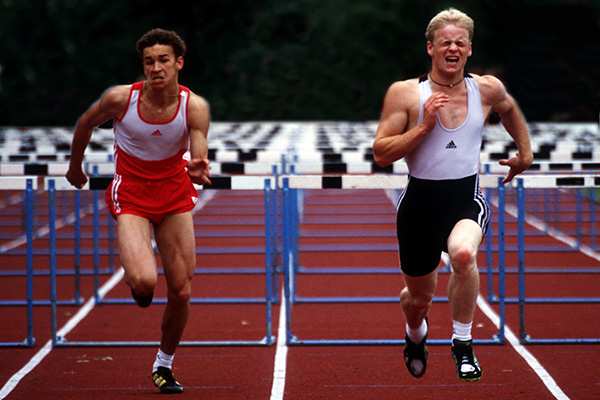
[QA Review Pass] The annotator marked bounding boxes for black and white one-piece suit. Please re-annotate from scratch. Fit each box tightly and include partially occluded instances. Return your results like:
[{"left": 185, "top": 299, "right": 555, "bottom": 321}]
[{"left": 395, "top": 74, "right": 490, "bottom": 277}]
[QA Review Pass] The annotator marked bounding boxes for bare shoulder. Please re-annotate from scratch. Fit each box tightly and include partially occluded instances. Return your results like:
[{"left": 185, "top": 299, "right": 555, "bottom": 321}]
[
  {"left": 385, "top": 78, "right": 420, "bottom": 103},
  {"left": 97, "top": 85, "right": 132, "bottom": 116},
  {"left": 78, "top": 84, "right": 132, "bottom": 123},
  {"left": 381, "top": 78, "right": 420, "bottom": 119},
  {"left": 471, "top": 73, "right": 507, "bottom": 105},
  {"left": 187, "top": 91, "right": 210, "bottom": 131},
  {"left": 101, "top": 85, "right": 132, "bottom": 106},
  {"left": 187, "top": 91, "right": 210, "bottom": 115}
]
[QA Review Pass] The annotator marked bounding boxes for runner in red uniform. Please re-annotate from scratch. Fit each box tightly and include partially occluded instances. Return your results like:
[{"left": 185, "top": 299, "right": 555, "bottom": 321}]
[{"left": 66, "top": 28, "right": 211, "bottom": 394}]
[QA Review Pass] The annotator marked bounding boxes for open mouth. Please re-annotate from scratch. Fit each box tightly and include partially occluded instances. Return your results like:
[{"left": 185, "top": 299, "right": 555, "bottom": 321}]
[{"left": 446, "top": 57, "right": 459, "bottom": 65}]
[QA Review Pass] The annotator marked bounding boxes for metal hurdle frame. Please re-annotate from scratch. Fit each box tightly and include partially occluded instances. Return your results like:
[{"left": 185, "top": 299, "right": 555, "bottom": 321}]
[
  {"left": 520, "top": 180, "right": 599, "bottom": 254},
  {"left": 280, "top": 174, "right": 507, "bottom": 346},
  {"left": 512, "top": 175, "right": 600, "bottom": 344},
  {"left": 0, "top": 177, "right": 37, "bottom": 347},
  {"left": 0, "top": 178, "right": 93, "bottom": 306},
  {"left": 46, "top": 176, "right": 277, "bottom": 347}
]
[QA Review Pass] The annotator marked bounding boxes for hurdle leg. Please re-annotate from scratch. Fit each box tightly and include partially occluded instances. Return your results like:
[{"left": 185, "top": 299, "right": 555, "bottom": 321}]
[
  {"left": 74, "top": 190, "right": 82, "bottom": 304},
  {"left": 25, "top": 179, "right": 35, "bottom": 346},
  {"left": 49, "top": 179, "right": 60, "bottom": 347},
  {"left": 264, "top": 179, "right": 274, "bottom": 345},
  {"left": 485, "top": 185, "right": 495, "bottom": 302},
  {"left": 282, "top": 178, "right": 295, "bottom": 344},
  {"left": 591, "top": 188, "right": 596, "bottom": 249},
  {"left": 516, "top": 179, "right": 528, "bottom": 343},
  {"left": 496, "top": 178, "right": 506, "bottom": 344}
]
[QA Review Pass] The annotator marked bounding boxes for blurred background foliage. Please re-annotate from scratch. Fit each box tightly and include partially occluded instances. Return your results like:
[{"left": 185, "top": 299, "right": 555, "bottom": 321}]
[{"left": 0, "top": 0, "right": 599, "bottom": 126}]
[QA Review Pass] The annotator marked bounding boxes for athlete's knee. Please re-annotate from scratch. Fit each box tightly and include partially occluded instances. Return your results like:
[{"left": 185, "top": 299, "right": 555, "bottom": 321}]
[
  {"left": 167, "top": 280, "right": 192, "bottom": 305},
  {"left": 126, "top": 270, "right": 157, "bottom": 296},
  {"left": 449, "top": 245, "right": 477, "bottom": 274},
  {"left": 401, "top": 287, "right": 433, "bottom": 311}
]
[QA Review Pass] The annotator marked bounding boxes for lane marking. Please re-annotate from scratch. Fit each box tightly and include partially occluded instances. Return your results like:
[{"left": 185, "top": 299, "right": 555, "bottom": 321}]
[
  {"left": 0, "top": 202, "right": 97, "bottom": 254},
  {"left": 270, "top": 289, "right": 288, "bottom": 400},
  {"left": 398, "top": 190, "right": 572, "bottom": 400},
  {"left": 502, "top": 201, "right": 600, "bottom": 263},
  {"left": 482, "top": 195, "right": 578, "bottom": 400},
  {"left": 0, "top": 190, "right": 216, "bottom": 399},
  {"left": 476, "top": 295, "right": 570, "bottom": 400},
  {"left": 441, "top": 250, "right": 571, "bottom": 399},
  {"left": 0, "top": 267, "right": 124, "bottom": 400}
]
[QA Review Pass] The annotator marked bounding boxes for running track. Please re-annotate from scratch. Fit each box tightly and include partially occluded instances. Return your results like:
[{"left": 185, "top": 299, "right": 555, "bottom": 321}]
[{"left": 1, "top": 184, "right": 599, "bottom": 399}]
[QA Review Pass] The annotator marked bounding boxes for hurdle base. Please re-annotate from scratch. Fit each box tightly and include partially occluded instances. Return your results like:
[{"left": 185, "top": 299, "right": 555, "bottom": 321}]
[
  {"left": 287, "top": 336, "right": 504, "bottom": 346},
  {"left": 53, "top": 336, "right": 276, "bottom": 347},
  {"left": 0, "top": 337, "right": 36, "bottom": 348},
  {"left": 519, "top": 334, "right": 600, "bottom": 345}
]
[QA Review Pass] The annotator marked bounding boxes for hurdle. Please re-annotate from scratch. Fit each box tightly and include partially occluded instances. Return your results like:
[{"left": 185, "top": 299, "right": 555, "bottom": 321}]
[
  {"left": 0, "top": 177, "right": 37, "bottom": 347},
  {"left": 46, "top": 176, "right": 277, "bottom": 347},
  {"left": 280, "top": 174, "right": 507, "bottom": 346},
  {"left": 517, "top": 183, "right": 599, "bottom": 254},
  {"left": 511, "top": 175, "right": 600, "bottom": 344},
  {"left": 0, "top": 170, "right": 114, "bottom": 306}
]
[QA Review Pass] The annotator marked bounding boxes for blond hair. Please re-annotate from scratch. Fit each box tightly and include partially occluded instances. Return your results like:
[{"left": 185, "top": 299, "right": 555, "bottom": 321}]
[{"left": 425, "top": 8, "right": 474, "bottom": 42}]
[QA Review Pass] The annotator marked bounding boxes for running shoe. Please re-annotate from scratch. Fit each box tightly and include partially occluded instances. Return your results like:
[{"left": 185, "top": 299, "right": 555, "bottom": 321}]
[
  {"left": 152, "top": 366, "right": 184, "bottom": 394},
  {"left": 451, "top": 339, "right": 482, "bottom": 381},
  {"left": 403, "top": 318, "right": 428, "bottom": 378},
  {"left": 131, "top": 289, "right": 153, "bottom": 308}
]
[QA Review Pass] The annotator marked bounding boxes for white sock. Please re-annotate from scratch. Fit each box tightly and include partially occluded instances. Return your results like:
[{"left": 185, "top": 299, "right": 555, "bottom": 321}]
[
  {"left": 153, "top": 349, "right": 174, "bottom": 372},
  {"left": 452, "top": 320, "right": 473, "bottom": 342},
  {"left": 406, "top": 318, "right": 427, "bottom": 343}
]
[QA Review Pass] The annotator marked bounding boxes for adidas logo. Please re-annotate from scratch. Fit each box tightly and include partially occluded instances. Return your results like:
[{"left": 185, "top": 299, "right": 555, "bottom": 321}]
[
  {"left": 151, "top": 130, "right": 163, "bottom": 136},
  {"left": 446, "top": 140, "right": 457, "bottom": 149}
]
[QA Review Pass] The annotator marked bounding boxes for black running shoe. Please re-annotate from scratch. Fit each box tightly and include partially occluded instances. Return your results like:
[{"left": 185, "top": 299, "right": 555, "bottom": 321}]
[
  {"left": 152, "top": 366, "right": 184, "bottom": 394},
  {"left": 131, "top": 289, "right": 153, "bottom": 308},
  {"left": 451, "top": 339, "right": 482, "bottom": 381},
  {"left": 403, "top": 318, "right": 428, "bottom": 378}
]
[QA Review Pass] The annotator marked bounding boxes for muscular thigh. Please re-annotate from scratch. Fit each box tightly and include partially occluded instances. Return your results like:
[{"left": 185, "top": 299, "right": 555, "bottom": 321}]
[
  {"left": 153, "top": 212, "right": 196, "bottom": 288},
  {"left": 396, "top": 175, "right": 488, "bottom": 277},
  {"left": 116, "top": 214, "right": 158, "bottom": 282},
  {"left": 396, "top": 181, "right": 445, "bottom": 277}
]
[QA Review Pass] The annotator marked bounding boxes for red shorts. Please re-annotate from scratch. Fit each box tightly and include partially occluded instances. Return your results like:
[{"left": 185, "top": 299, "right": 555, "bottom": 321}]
[{"left": 105, "top": 173, "right": 198, "bottom": 224}]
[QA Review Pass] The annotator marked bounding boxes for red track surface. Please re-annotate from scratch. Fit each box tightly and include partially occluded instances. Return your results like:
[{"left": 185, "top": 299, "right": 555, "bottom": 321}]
[{"left": 1, "top": 187, "right": 599, "bottom": 399}]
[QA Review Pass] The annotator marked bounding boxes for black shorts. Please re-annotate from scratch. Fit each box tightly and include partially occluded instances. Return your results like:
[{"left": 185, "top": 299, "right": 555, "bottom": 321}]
[{"left": 396, "top": 174, "right": 489, "bottom": 277}]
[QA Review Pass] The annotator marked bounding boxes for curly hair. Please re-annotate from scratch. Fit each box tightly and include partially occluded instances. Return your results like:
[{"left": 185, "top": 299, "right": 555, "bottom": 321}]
[{"left": 136, "top": 28, "right": 187, "bottom": 59}]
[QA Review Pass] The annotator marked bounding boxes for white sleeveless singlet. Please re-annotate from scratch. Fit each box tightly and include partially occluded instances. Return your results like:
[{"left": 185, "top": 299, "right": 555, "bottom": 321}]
[
  {"left": 113, "top": 82, "right": 190, "bottom": 180},
  {"left": 404, "top": 75, "right": 484, "bottom": 180}
]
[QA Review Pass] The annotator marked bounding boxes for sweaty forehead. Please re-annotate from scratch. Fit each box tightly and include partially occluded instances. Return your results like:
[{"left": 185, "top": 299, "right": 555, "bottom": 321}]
[{"left": 433, "top": 24, "right": 470, "bottom": 42}]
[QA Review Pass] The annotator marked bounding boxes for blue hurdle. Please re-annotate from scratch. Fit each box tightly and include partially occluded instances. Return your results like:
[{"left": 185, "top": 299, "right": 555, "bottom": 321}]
[
  {"left": 45, "top": 176, "right": 277, "bottom": 347},
  {"left": 513, "top": 175, "right": 600, "bottom": 344},
  {"left": 0, "top": 177, "right": 37, "bottom": 347},
  {"left": 280, "top": 174, "right": 507, "bottom": 346}
]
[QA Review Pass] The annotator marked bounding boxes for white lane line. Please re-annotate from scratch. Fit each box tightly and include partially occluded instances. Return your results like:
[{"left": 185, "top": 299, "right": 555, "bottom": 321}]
[
  {"left": 0, "top": 189, "right": 217, "bottom": 399},
  {"left": 398, "top": 189, "right": 571, "bottom": 400},
  {"left": 270, "top": 289, "right": 288, "bottom": 400},
  {"left": 476, "top": 295, "right": 570, "bottom": 400},
  {"left": 482, "top": 195, "right": 578, "bottom": 399},
  {"left": 0, "top": 267, "right": 124, "bottom": 400},
  {"left": 0, "top": 202, "right": 96, "bottom": 254},
  {"left": 440, "top": 252, "right": 571, "bottom": 400},
  {"left": 502, "top": 201, "right": 600, "bottom": 263}
]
